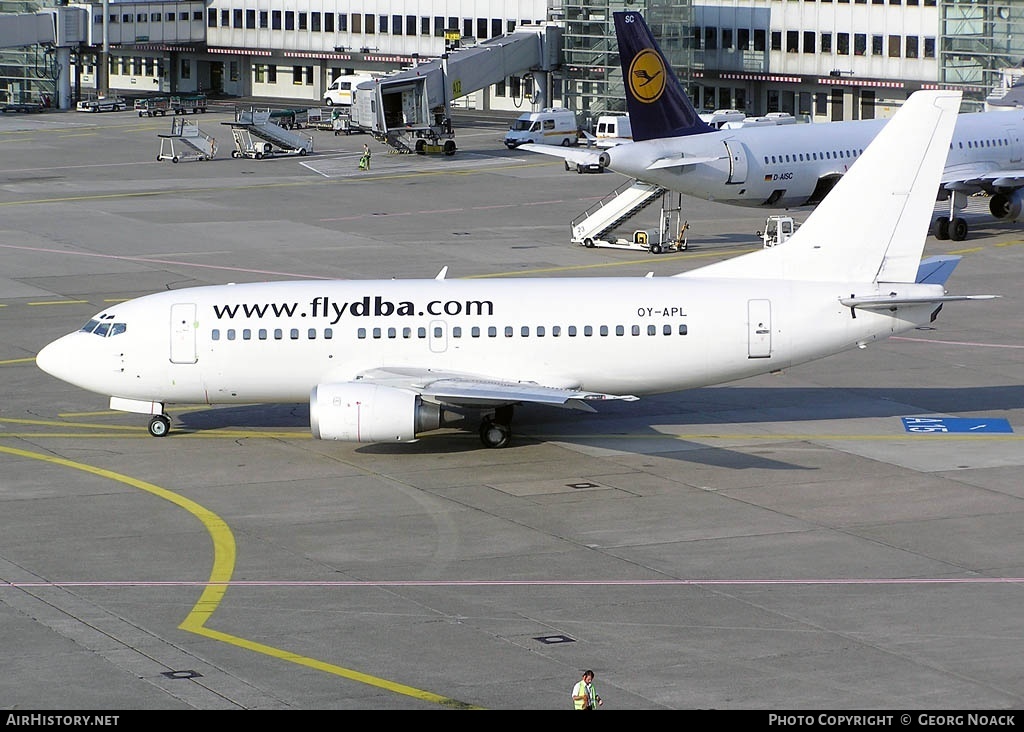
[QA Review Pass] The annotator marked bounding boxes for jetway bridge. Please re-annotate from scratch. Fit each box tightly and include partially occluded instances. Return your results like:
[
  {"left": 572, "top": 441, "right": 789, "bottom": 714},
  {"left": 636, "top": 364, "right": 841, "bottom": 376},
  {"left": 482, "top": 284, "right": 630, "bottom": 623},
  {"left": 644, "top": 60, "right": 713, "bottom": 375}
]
[
  {"left": 354, "top": 24, "right": 564, "bottom": 155},
  {"left": 0, "top": 7, "right": 87, "bottom": 110}
]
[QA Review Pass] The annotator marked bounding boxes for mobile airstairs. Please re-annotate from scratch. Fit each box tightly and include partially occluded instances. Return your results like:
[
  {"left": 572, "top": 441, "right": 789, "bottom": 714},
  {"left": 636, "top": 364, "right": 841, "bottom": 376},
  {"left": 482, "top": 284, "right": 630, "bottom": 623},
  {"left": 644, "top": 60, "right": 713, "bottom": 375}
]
[
  {"left": 571, "top": 181, "right": 689, "bottom": 254},
  {"left": 224, "top": 108, "right": 314, "bottom": 159},
  {"left": 156, "top": 117, "right": 217, "bottom": 163}
]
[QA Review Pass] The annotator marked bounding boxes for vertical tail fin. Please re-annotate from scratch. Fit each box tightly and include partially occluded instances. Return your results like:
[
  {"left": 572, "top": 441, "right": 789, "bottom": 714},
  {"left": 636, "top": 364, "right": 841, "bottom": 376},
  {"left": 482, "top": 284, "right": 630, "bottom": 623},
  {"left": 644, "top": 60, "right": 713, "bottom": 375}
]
[
  {"left": 680, "top": 90, "right": 963, "bottom": 283},
  {"left": 613, "top": 11, "right": 713, "bottom": 142}
]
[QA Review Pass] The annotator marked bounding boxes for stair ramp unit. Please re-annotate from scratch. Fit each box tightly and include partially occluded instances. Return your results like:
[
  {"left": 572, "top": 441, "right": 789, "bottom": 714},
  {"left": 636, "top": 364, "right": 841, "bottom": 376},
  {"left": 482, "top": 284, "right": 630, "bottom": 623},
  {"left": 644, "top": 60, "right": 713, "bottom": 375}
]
[
  {"left": 157, "top": 118, "right": 217, "bottom": 163},
  {"left": 570, "top": 180, "right": 667, "bottom": 250},
  {"left": 224, "top": 108, "right": 314, "bottom": 159}
]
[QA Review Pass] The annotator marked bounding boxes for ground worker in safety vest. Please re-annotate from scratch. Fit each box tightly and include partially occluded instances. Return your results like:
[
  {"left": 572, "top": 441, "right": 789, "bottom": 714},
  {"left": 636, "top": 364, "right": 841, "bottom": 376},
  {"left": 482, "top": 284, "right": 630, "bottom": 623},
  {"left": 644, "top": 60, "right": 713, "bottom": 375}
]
[{"left": 571, "top": 670, "right": 603, "bottom": 710}]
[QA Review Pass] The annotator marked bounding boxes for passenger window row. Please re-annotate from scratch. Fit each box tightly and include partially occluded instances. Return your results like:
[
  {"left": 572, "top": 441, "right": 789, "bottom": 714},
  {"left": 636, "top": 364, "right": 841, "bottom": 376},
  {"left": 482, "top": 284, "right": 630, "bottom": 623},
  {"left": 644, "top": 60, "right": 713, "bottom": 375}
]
[
  {"left": 357, "top": 323, "right": 689, "bottom": 339},
  {"left": 763, "top": 148, "right": 863, "bottom": 165},
  {"left": 212, "top": 327, "right": 335, "bottom": 341}
]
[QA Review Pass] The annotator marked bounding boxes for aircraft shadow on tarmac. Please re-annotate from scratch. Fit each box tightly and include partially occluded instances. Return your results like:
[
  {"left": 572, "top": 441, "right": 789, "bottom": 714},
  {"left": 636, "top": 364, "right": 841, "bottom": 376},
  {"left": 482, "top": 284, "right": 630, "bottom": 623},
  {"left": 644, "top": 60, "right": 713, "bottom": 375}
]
[{"left": 171, "top": 383, "right": 1022, "bottom": 461}]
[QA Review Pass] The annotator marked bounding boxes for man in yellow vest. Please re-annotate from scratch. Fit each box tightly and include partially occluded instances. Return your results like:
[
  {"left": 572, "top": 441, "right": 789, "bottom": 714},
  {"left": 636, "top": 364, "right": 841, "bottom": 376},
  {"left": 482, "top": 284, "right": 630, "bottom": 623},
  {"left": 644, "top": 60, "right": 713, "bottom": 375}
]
[{"left": 571, "top": 670, "right": 603, "bottom": 710}]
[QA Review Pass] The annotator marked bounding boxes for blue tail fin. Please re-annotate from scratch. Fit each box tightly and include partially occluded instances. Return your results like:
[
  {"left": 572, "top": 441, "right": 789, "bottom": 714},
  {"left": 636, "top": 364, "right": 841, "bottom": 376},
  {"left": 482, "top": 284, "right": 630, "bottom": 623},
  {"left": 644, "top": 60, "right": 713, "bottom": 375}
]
[{"left": 613, "top": 11, "right": 713, "bottom": 142}]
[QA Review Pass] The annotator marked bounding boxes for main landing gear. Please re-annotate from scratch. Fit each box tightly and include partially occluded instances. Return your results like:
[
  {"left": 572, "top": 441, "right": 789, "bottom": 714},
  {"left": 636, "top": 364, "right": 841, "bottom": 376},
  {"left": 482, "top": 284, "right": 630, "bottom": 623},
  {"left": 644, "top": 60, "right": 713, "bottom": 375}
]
[
  {"left": 148, "top": 415, "right": 171, "bottom": 437},
  {"left": 479, "top": 405, "right": 513, "bottom": 448},
  {"left": 933, "top": 215, "right": 968, "bottom": 242}
]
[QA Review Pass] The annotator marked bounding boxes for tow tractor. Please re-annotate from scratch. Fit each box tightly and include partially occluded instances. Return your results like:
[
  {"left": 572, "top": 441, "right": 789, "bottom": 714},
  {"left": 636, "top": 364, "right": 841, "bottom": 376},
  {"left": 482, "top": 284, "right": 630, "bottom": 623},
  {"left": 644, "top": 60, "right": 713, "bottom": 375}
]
[{"left": 758, "top": 215, "right": 797, "bottom": 247}]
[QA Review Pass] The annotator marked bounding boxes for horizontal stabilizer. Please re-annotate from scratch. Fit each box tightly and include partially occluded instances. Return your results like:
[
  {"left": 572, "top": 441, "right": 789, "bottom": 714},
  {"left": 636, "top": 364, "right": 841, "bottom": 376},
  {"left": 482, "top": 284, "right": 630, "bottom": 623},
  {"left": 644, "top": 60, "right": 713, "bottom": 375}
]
[
  {"left": 914, "top": 255, "right": 962, "bottom": 285},
  {"left": 839, "top": 293, "right": 999, "bottom": 310},
  {"left": 646, "top": 154, "right": 724, "bottom": 171}
]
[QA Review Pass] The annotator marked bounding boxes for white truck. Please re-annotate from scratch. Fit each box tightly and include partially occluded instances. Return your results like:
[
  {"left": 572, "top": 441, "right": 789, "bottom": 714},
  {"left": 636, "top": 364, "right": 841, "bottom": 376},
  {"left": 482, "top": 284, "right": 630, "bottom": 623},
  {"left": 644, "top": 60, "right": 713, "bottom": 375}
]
[
  {"left": 504, "top": 108, "right": 579, "bottom": 149},
  {"left": 758, "top": 215, "right": 798, "bottom": 247}
]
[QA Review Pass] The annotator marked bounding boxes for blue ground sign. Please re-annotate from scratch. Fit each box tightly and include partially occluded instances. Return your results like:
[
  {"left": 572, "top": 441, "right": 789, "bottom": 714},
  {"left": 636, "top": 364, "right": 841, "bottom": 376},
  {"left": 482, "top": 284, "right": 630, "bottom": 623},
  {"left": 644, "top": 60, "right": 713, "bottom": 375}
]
[{"left": 901, "top": 417, "right": 1014, "bottom": 434}]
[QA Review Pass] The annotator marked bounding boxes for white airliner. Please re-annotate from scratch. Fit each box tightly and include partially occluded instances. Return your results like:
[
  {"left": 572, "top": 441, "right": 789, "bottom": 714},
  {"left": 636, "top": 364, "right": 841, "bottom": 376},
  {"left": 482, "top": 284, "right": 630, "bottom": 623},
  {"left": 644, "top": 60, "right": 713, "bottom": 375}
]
[
  {"left": 523, "top": 10, "right": 1024, "bottom": 242},
  {"left": 36, "top": 89, "right": 997, "bottom": 449}
]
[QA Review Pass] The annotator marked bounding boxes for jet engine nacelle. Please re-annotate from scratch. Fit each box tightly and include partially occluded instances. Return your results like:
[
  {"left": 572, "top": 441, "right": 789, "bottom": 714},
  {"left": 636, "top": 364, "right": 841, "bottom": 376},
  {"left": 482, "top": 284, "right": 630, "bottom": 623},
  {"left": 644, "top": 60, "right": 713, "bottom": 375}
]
[
  {"left": 309, "top": 382, "right": 444, "bottom": 442},
  {"left": 989, "top": 190, "right": 1024, "bottom": 220}
]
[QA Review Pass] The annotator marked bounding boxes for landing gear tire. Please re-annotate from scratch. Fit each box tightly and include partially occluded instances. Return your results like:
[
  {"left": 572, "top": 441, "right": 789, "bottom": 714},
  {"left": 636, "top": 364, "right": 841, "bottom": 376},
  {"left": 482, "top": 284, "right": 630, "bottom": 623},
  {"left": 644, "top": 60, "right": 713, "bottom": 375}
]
[
  {"left": 950, "top": 217, "right": 968, "bottom": 241},
  {"left": 934, "top": 216, "right": 950, "bottom": 240},
  {"left": 148, "top": 415, "right": 170, "bottom": 437},
  {"left": 479, "top": 418, "right": 511, "bottom": 449}
]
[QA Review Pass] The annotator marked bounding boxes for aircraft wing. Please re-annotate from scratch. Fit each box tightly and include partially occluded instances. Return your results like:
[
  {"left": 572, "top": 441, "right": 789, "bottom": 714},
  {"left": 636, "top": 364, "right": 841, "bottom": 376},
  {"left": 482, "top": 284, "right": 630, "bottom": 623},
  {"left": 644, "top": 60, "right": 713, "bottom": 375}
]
[
  {"left": 354, "top": 367, "right": 638, "bottom": 411},
  {"left": 519, "top": 143, "right": 604, "bottom": 167},
  {"left": 579, "top": 131, "right": 628, "bottom": 149},
  {"left": 941, "top": 163, "right": 1024, "bottom": 189}
]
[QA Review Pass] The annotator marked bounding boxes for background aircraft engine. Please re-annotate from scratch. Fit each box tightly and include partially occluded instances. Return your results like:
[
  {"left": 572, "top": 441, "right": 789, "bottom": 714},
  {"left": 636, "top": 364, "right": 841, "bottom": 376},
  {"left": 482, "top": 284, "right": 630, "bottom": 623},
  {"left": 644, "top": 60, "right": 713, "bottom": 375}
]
[
  {"left": 310, "top": 383, "right": 443, "bottom": 442},
  {"left": 989, "top": 190, "right": 1024, "bottom": 220}
]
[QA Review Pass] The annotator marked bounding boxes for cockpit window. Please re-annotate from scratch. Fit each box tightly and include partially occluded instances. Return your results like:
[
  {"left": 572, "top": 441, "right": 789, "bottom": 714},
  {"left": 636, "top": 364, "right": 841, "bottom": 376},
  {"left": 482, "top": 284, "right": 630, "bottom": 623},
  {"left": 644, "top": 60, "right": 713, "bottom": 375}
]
[{"left": 79, "top": 319, "right": 127, "bottom": 337}]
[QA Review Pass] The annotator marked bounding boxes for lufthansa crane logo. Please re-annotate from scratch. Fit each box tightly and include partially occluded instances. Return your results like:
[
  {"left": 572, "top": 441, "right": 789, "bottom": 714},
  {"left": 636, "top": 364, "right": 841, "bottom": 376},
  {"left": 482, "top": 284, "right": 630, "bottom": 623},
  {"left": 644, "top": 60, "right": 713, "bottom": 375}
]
[{"left": 628, "top": 48, "right": 666, "bottom": 104}]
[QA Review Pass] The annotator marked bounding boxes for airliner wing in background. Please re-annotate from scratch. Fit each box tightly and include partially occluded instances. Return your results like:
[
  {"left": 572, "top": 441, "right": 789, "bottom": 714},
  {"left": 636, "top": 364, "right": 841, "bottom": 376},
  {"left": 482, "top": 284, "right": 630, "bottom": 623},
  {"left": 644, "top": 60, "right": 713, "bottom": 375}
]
[
  {"left": 518, "top": 144, "right": 603, "bottom": 168},
  {"left": 941, "top": 164, "right": 1024, "bottom": 189}
]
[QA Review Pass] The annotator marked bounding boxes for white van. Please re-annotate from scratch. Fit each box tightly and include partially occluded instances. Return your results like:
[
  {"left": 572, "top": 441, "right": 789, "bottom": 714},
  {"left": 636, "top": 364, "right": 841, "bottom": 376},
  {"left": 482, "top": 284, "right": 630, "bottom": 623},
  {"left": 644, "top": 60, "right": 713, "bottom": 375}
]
[
  {"left": 594, "top": 114, "right": 632, "bottom": 144},
  {"left": 504, "top": 108, "right": 578, "bottom": 149},
  {"left": 324, "top": 74, "right": 374, "bottom": 107}
]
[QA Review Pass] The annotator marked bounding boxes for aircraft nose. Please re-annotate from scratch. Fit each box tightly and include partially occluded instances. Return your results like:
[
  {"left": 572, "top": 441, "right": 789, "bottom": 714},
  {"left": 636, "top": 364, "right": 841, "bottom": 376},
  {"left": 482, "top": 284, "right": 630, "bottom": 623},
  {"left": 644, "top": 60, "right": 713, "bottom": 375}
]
[{"left": 36, "top": 335, "right": 75, "bottom": 383}]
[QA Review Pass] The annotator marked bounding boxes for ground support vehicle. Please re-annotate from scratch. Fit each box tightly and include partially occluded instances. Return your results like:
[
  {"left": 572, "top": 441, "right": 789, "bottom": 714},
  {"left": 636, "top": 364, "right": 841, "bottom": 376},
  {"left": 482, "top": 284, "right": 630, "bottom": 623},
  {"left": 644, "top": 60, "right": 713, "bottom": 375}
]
[
  {"left": 137, "top": 97, "right": 172, "bottom": 116},
  {"left": 1, "top": 100, "right": 45, "bottom": 113},
  {"left": 564, "top": 159, "right": 604, "bottom": 174},
  {"left": 572, "top": 183, "right": 689, "bottom": 253},
  {"left": 225, "top": 110, "right": 313, "bottom": 159},
  {"left": 505, "top": 108, "right": 578, "bottom": 149},
  {"left": 307, "top": 108, "right": 337, "bottom": 130},
  {"left": 172, "top": 95, "right": 208, "bottom": 115},
  {"left": 332, "top": 112, "right": 354, "bottom": 135},
  {"left": 757, "top": 215, "right": 797, "bottom": 247},
  {"left": 265, "top": 108, "right": 308, "bottom": 130},
  {"left": 156, "top": 118, "right": 217, "bottom": 163},
  {"left": 76, "top": 96, "right": 127, "bottom": 112}
]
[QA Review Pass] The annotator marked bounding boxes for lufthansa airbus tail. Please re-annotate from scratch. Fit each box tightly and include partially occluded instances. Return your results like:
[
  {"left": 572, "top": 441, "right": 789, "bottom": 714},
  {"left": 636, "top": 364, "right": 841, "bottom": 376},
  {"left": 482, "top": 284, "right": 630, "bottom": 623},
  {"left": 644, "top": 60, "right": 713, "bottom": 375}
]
[
  {"left": 36, "top": 89, "right": 997, "bottom": 449},
  {"left": 522, "top": 10, "right": 1024, "bottom": 242}
]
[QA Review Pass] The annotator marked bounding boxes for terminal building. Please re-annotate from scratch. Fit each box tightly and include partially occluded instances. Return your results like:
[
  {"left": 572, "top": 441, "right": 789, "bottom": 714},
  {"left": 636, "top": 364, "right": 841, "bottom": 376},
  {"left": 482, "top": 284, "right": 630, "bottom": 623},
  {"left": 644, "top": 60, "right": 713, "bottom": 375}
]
[{"left": 2, "top": 0, "right": 1023, "bottom": 120}]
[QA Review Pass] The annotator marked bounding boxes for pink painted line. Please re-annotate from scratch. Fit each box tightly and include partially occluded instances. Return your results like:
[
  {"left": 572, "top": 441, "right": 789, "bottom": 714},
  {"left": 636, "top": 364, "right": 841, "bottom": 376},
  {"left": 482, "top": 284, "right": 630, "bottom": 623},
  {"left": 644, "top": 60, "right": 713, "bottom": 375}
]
[
  {"left": 0, "top": 243, "right": 331, "bottom": 280},
  {"left": 892, "top": 336, "right": 1024, "bottom": 349},
  {"left": 4, "top": 578, "right": 1023, "bottom": 588}
]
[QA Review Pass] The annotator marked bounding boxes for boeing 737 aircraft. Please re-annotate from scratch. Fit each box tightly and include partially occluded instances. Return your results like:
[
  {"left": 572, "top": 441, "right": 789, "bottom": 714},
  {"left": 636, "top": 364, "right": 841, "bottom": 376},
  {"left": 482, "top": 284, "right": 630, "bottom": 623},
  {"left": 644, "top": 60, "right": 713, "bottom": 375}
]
[
  {"left": 36, "top": 89, "right": 996, "bottom": 449},
  {"left": 523, "top": 10, "right": 1024, "bottom": 242}
]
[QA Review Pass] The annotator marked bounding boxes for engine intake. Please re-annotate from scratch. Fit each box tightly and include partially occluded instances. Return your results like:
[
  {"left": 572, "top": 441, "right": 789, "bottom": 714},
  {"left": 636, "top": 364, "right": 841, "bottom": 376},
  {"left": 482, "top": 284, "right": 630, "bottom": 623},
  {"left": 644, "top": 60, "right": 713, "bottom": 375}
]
[
  {"left": 310, "top": 382, "right": 445, "bottom": 442},
  {"left": 989, "top": 190, "right": 1024, "bottom": 220}
]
